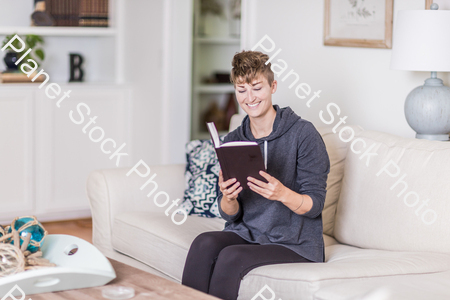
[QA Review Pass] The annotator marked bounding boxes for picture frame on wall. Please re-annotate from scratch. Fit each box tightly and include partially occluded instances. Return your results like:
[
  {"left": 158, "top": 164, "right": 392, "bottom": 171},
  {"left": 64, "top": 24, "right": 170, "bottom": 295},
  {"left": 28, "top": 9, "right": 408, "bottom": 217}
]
[
  {"left": 426, "top": 0, "right": 450, "bottom": 9},
  {"left": 324, "top": 0, "right": 394, "bottom": 48}
]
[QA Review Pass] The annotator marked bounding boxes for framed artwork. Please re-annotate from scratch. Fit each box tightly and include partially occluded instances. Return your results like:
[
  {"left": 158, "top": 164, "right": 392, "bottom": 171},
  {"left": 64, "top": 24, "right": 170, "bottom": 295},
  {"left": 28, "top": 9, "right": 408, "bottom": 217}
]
[
  {"left": 324, "top": 0, "right": 394, "bottom": 48},
  {"left": 426, "top": 0, "right": 450, "bottom": 9}
]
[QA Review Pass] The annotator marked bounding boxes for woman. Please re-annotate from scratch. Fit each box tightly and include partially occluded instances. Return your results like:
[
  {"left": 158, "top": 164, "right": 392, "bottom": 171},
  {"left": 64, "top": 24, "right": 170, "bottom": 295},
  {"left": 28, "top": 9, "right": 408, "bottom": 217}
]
[{"left": 182, "top": 50, "right": 330, "bottom": 300}]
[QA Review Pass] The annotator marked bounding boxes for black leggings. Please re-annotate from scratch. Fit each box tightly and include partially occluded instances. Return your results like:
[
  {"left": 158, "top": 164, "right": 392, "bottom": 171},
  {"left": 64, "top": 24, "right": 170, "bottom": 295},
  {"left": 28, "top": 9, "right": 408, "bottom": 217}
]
[{"left": 181, "top": 231, "right": 312, "bottom": 300}]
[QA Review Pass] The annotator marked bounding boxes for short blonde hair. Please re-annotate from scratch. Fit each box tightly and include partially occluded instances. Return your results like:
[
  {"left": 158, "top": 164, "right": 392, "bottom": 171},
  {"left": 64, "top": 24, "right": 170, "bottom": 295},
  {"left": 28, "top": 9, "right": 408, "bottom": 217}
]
[{"left": 230, "top": 50, "right": 274, "bottom": 86}]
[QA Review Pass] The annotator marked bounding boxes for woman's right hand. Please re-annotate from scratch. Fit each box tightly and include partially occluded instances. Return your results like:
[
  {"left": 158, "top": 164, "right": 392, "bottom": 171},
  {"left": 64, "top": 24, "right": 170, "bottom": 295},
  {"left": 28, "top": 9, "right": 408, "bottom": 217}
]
[{"left": 219, "top": 170, "right": 242, "bottom": 202}]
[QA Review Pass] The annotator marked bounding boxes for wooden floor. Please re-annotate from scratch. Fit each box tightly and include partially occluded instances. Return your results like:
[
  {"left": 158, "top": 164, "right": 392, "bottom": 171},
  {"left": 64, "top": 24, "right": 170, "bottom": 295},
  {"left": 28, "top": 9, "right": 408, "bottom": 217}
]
[{"left": 41, "top": 218, "right": 93, "bottom": 244}]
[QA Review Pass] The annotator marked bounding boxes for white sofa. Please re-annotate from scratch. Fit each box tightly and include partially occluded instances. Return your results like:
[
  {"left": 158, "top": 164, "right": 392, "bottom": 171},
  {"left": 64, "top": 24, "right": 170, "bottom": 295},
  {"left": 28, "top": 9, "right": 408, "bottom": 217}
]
[{"left": 87, "top": 115, "right": 450, "bottom": 300}]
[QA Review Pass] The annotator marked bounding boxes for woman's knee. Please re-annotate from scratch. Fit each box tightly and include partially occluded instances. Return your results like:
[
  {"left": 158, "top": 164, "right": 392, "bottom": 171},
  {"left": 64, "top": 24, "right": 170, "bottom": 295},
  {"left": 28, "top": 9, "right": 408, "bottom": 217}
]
[
  {"left": 215, "top": 245, "right": 254, "bottom": 270},
  {"left": 190, "top": 231, "right": 226, "bottom": 252}
]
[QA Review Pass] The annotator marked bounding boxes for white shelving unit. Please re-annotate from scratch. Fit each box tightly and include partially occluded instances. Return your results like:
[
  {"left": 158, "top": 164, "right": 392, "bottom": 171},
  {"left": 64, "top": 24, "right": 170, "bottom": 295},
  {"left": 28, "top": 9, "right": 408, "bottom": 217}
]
[
  {"left": 191, "top": 0, "right": 241, "bottom": 140},
  {"left": 0, "top": 0, "right": 132, "bottom": 223},
  {"left": 0, "top": 0, "right": 122, "bottom": 84},
  {"left": 0, "top": 26, "right": 116, "bottom": 37},
  {"left": 195, "top": 84, "right": 236, "bottom": 93},
  {"left": 194, "top": 36, "right": 240, "bottom": 45}
]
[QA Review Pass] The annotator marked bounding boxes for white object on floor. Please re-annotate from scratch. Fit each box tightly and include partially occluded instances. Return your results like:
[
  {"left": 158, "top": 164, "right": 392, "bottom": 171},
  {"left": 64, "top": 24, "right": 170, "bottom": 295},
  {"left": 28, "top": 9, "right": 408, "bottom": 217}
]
[
  {"left": 0, "top": 234, "right": 116, "bottom": 296},
  {"left": 102, "top": 286, "right": 135, "bottom": 299}
]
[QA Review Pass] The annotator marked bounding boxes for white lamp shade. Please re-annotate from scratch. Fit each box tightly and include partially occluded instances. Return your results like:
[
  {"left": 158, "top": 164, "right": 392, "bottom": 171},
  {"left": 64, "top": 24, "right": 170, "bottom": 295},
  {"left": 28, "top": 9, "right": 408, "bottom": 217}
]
[{"left": 390, "top": 10, "right": 450, "bottom": 72}]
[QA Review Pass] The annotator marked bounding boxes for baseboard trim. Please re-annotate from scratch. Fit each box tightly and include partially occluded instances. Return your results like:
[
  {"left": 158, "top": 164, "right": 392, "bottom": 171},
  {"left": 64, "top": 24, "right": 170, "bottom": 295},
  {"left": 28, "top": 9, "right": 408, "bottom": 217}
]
[{"left": 0, "top": 209, "right": 92, "bottom": 225}]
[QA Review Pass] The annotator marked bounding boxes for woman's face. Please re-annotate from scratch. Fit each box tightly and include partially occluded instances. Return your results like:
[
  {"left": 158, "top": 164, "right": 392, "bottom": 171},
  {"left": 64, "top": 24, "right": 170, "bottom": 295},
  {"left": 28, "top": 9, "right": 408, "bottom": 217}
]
[{"left": 235, "top": 75, "right": 277, "bottom": 119}]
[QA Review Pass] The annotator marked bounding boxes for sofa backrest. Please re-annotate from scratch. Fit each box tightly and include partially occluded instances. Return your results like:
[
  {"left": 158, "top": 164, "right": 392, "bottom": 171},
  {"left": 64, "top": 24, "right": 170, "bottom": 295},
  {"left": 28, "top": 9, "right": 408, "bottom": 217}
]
[
  {"left": 229, "top": 114, "right": 244, "bottom": 132},
  {"left": 229, "top": 113, "right": 361, "bottom": 238},
  {"left": 334, "top": 130, "right": 450, "bottom": 253},
  {"left": 316, "top": 125, "right": 364, "bottom": 237}
]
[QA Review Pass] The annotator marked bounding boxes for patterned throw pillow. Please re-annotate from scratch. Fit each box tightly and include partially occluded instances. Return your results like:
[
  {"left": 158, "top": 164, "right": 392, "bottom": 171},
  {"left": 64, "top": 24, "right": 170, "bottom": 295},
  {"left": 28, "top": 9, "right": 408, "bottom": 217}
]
[{"left": 179, "top": 138, "right": 224, "bottom": 218}]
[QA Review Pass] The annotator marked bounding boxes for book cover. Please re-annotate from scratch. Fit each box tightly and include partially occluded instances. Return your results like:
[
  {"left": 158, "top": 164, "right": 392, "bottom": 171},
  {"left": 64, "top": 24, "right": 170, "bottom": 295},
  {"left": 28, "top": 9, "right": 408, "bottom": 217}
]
[
  {"left": 79, "top": 0, "right": 108, "bottom": 27},
  {"left": 46, "top": 0, "right": 80, "bottom": 26},
  {"left": 207, "top": 122, "right": 267, "bottom": 189}
]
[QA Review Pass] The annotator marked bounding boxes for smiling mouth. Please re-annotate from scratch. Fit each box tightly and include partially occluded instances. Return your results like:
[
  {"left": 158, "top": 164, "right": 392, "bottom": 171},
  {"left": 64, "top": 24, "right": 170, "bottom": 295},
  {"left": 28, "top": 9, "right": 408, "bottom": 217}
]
[{"left": 247, "top": 102, "right": 261, "bottom": 108}]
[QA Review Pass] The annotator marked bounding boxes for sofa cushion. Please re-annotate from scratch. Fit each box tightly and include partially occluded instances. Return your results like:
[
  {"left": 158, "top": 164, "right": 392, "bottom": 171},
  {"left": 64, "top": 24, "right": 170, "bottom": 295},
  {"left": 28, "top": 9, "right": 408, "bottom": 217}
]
[
  {"left": 112, "top": 211, "right": 226, "bottom": 281},
  {"left": 237, "top": 243, "right": 450, "bottom": 300},
  {"left": 111, "top": 211, "right": 339, "bottom": 283},
  {"left": 316, "top": 125, "right": 364, "bottom": 237},
  {"left": 334, "top": 130, "right": 450, "bottom": 253},
  {"left": 179, "top": 138, "right": 224, "bottom": 218},
  {"left": 313, "top": 270, "right": 450, "bottom": 300}
]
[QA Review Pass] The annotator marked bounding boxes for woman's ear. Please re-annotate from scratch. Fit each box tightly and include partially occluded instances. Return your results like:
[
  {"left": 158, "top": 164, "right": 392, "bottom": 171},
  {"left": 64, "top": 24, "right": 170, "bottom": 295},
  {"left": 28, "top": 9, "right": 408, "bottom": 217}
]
[{"left": 271, "top": 80, "right": 278, "bottom": 94}]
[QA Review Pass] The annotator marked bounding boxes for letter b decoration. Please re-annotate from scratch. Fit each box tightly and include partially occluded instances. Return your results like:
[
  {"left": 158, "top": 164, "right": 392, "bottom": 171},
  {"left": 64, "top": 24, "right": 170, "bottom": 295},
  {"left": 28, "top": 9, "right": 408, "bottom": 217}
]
[{"left": 69, "top": 53, "right": 84, "bottom": 82}]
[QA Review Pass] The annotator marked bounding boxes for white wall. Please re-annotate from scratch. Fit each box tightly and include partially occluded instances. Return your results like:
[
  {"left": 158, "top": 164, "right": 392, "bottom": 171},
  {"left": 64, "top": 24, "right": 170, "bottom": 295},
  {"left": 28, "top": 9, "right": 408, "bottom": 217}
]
[
  {"left": 0, "top": 0, "right": 33, "bottom": 26},
  {"left": 122, "top": 0, "right": 164, "bottom": 165},
  {"left": 123, "top": 0, "right": 192, "bottom": 166},
  {"left": 242, "top": 0, "right": 450, "bottom": 139},
  {"left": 161, "top": 0, "right": 193, "bottom": 165}
]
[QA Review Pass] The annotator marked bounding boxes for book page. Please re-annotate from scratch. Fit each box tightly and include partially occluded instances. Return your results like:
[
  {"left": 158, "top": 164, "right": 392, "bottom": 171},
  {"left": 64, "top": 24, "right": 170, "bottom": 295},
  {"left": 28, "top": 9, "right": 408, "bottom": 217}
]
[
  {"left": 206, "top": 122, "right": 221, "bottom": 148},
  {"left": 220, "top": 141, "right": 258, "bottom": 147}
]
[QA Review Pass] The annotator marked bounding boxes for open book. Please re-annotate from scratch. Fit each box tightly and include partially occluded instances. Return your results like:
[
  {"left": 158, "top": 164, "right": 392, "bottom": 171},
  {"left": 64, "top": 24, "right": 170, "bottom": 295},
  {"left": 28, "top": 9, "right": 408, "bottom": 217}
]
[{"left": 207, "top": 122, "right": 267, "bottom": 189}]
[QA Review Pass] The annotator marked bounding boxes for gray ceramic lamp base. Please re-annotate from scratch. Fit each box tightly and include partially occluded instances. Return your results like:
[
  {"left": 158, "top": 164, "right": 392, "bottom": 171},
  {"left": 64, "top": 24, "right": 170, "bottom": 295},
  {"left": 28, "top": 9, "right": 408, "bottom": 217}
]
[{"left": 405, "top": 76, "right": 450, "bottom": 141}]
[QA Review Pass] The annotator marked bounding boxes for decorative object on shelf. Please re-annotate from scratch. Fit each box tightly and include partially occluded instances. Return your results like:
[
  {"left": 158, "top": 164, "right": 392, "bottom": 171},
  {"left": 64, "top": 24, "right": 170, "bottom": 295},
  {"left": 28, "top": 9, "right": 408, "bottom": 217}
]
[
  {"left": 324, "top": 0, "right": 393, "bottom": 48},
  {"left": 200, "top": 0, "right": 227, "bottom": 37},
  {"left": 1, "top": 34, "right": 46, "bottom": 83},
  {"left": 201, "top": 0, "right": 223, "bottom": 16},
  {"left": 32, "top": 0, "right": 55, "bottom": 26},
  {"left": 224, "top": 93, "right": 238, "bottom": 130},
  {"left": 0, "top": 71, "right": 46, "bottom": 83},
  {"left": 229, "top": 0, "right": 241, "bottom": 37},
  {"left": 203, "top": 101, "right": 226, "bottom": 131},
  {"left": 3, "top": 52, "right": 19, "bottom": 71},
  {"left": 202, "top": 72, "right": 231, "bottom": 84},
  {"left": 215, "top": 72, "right": 231, "bottom": 83},
  {"left": 69, "top": 53, "right": 84, "bottom": 82},
  {"left": 1, "top": 34, "right": 45, "bottom": 70},
  {"left": 390, "top": 3, "right": 450, "bottom": 141}
]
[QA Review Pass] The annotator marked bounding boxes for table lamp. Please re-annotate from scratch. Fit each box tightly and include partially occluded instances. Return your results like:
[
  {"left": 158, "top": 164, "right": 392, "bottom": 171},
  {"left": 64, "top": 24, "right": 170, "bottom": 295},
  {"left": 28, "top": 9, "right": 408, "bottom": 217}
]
[{"left": 390, "top": 3, "right": 450, "bottom": 141}]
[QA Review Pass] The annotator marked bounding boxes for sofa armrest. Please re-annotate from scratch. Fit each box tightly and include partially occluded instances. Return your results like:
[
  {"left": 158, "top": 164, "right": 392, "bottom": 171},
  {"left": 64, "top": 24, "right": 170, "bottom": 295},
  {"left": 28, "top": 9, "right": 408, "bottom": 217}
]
[{"left": 86, "top": 163, "right": 186, "bottom": 254}]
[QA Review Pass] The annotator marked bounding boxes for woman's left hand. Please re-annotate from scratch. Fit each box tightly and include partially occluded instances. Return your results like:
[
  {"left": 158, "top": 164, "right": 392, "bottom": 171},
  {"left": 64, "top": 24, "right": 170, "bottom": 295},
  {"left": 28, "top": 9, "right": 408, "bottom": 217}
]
[{"left": 247, "top": 171, "right": 290, "bottom": 202}]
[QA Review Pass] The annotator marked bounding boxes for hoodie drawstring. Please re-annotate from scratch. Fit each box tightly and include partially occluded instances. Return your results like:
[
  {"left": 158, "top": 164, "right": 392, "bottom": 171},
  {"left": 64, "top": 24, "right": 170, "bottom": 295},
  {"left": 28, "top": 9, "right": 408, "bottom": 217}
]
[{"left": 264, "top": 140, "right": 268, "bottom": 170}]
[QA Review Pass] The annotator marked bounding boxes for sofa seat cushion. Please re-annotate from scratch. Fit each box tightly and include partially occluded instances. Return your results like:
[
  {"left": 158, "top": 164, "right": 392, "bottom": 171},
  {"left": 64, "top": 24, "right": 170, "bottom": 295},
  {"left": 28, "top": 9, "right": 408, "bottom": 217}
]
[
  {"left": 236, "top": 243, "right": 450, "bottom": 300},
  {"left": 111, "top": 212, "right": 339, "bottom": 283},
  {"left": 111, "top": 211, "right": 226, "bottom": 281},
  {"left": 313, "top": 270, "right": 450, "bottom": 300}
]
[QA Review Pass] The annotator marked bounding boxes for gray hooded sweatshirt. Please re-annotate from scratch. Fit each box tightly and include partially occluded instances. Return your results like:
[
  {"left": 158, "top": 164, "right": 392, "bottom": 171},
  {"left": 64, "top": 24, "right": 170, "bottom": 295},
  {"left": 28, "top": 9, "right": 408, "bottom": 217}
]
[{"left": 217, "top": 105, "right": 330, "bottom": 262}]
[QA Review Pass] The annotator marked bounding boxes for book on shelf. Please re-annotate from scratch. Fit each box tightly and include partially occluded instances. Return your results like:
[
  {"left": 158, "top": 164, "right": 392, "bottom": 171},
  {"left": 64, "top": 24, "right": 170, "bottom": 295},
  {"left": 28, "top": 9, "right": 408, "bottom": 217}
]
[
  {"left": 207, "top": 122, "right": 267, "bottom": 190},
  {"left": 0, "top": 71, "right": 45, "bottom": 83},
  {"left": 45, "top": 0, "right": 80, "bottom": 26},
  {"left": 42, "top": 0, "right": 108, "bottom": 27},
  {"left": 79, "top": 0, "right": 109, "bottom": 27}
]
